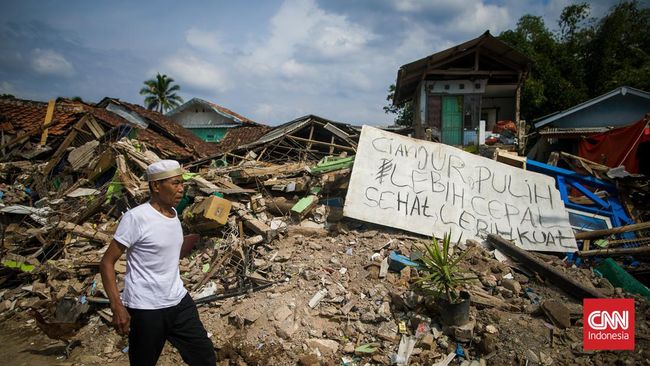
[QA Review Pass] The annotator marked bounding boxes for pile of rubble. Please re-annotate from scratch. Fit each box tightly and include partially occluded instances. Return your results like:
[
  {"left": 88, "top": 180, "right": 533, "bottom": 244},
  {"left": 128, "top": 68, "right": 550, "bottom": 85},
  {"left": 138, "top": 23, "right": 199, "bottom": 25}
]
[{"left": 1, "top": 96, "right": 650, "bottom": 365}]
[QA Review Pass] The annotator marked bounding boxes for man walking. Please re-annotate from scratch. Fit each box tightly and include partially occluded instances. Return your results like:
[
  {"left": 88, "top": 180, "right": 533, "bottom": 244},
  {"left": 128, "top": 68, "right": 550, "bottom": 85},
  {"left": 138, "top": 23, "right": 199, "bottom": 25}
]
[{"left": 100, "top": 160, "right": 215, "bottom": 366}]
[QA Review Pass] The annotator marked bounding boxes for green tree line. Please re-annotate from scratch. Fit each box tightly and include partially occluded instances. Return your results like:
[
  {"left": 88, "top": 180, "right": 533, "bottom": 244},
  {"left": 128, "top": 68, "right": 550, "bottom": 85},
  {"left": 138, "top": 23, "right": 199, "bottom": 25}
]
[{"left": 386, "top": 1, "right": 650, "bottom": 125}]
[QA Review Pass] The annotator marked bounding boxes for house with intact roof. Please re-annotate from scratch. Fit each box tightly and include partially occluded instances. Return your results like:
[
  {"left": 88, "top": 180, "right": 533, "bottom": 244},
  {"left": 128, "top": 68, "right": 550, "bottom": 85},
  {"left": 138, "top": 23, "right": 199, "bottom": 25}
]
[
  {"left": 166, "top": 98, "right": 260, "bottom": 143},
  {"left": 392, "top": 31, "right": 531, "bottom": 146}
]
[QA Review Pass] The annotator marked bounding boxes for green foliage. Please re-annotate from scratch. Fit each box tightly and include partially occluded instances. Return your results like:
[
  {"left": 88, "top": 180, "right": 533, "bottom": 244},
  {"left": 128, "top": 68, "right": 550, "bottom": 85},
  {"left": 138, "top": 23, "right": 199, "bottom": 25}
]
[
  {"left": 139, "top": 73, "right": 184, "bottom": 113},
  {"left": 413, "top": 232, "right": 473, "bottom": 303},
  {"left": 499, "top": 1, "right": 650, "bottom": 120},
  {"left": 383, "top": 84, "right": 414, "bottom": 126},
  {"left": 585, "top": 1, "right": 650, "bottom": 94}
]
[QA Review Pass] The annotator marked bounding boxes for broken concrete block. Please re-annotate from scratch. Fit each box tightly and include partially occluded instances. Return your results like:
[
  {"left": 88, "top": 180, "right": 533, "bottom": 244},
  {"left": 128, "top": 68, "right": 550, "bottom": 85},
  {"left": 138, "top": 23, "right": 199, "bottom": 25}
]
[
  {"left": 379, "top": 257, "right": 389, "bottom": 278},
  {"left": 274, "top": 305, "right": 293, "bottom": 322},
  {"left": 306, "top": 338, "right": 339, "bottom": 355},
  {"left": 276, "top": 318, "right": 297, "bottom": 340},
  {"left": 420, "top": 333, "right": 435, "bottom": 350},
  {"left": 479, "top": 334, "right": 498, "bottom": 354},
  {"left": 526, "top": 349, "right": 540, "bottom": 365},
  {"left": 308, "top": 289, "right": 328, "bottom": 308},
  {"left": 501, "top": 279, "right": 522, "bottom": 294},
  {"left": 541, "top": 300, "right": 571, "bottom": 329},
  {"left": 445, "top": 319, "right": 476, "bottom": 342}
]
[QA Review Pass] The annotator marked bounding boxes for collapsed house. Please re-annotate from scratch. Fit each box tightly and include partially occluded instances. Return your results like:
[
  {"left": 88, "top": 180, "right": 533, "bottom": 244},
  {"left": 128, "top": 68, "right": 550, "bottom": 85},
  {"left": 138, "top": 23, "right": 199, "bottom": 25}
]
[{"left": 0, "top": 93, "right": 649, "bottom": 365}]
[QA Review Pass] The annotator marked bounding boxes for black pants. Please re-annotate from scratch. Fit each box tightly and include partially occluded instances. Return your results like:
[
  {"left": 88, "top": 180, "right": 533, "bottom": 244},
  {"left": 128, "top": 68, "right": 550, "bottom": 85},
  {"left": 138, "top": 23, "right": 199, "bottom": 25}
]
[{"left": 127, "top": 293, "right": 216, "bottom": 366}]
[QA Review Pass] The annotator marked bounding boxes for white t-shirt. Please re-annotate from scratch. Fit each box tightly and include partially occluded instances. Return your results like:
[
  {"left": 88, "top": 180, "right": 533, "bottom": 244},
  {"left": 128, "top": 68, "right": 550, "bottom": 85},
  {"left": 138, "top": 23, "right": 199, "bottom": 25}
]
[{"left": 113, "top": 202, "right": 187, "bottom": 309}]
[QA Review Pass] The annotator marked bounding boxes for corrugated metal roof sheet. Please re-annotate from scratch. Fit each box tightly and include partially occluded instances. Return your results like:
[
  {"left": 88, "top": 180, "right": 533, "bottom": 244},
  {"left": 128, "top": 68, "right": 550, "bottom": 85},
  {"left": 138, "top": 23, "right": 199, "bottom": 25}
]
[
  {"left": 533, "top": 86, "right": 650, "bottom": 129},
  {"left": 239, "top": 114, "right": 359, "bottom": 150},
  {"left": 538, "top": 127, "right": 612, "bottom": 136}
]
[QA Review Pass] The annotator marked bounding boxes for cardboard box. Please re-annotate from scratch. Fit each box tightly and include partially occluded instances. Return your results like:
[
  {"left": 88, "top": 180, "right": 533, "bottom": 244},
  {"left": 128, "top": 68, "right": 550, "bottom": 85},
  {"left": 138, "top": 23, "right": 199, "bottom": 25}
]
[{"left": 190, "top": 195, "right": 232, "bottom": 228}]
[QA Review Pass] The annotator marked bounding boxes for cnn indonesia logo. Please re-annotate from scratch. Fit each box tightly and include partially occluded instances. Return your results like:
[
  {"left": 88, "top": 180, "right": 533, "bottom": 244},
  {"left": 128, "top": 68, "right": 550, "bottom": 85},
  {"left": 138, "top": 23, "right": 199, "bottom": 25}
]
[{"left": 583, "top": 298, "right": 635, "bottom": 350}]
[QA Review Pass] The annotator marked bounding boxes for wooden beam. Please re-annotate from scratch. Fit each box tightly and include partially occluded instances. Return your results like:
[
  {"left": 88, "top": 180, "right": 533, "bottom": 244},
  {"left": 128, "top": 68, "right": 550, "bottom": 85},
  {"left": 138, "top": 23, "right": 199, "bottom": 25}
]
[
  {"left": 307, "top": 125, "right": 314, "bottom": 151},
  {"left": 578, "top": 246, "right": 650, "bottom": 257},
  {"left": 574, "top": 221, "right": 650, "bottom": 240},
  {"left": 602, "top": 237, "right": 650, "bottom": 248},
  {"left": 486, "top": 234, "right": 604, "bottom": 299},
  {"left": 425, "top": 48, "right": 476, "bottom": 74},
  {"left": 286, "top": 135, "right": 356, "bottom": 152},
  {"left": 56, "top": 221, "right": 112, "bottom": 244},
  {"left": 41, "top": 115, "right": 89, "bottom": 178},
  {"left": 40, "top": 99, "right": 56, "bottom": 146}
]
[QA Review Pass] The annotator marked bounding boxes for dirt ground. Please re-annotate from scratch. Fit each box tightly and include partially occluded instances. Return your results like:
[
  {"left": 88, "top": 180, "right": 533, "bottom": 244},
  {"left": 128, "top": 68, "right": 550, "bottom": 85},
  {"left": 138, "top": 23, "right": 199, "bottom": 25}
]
[{"left": 2, "top": 224, "right": 650, "bottom": 365}]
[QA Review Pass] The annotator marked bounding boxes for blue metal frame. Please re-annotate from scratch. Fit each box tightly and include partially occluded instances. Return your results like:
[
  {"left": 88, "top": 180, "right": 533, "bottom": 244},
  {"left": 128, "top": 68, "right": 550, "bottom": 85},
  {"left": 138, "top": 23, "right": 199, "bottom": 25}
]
[{"left": 527, "top": 159, "right": 634, "bottom": 240}]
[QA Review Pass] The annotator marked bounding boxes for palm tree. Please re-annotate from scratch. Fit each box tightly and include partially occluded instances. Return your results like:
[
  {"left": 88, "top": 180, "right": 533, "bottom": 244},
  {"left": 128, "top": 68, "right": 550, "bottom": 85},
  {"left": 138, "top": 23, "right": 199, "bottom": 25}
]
[{"left": 139, "top": 73, "right": 183, "bottom": 113}]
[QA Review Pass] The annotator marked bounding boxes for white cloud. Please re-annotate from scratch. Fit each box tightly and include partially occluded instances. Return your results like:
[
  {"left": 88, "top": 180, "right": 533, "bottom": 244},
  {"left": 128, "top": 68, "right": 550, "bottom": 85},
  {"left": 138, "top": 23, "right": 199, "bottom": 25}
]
[
  {"left": 312, "top": 23, "right": 373, "bottom": 58},
  {"left": 280, "top": 59, "right": 316, "bottom": 78},
  {"left": 30, "top": 49, "right": 75, "bottom": 77},
  {"left": 242, "top": 0, "right": 375, "bottom": 74},
  {"left": 161, "top": 53, "right": 230, "bottom": 93},
  {"left": 185, "top": 27, "right": 223, "bottom": 53},
  {"left": 0, "top": 81, "right": 16, "bottom": 94},
  {"left": 391, "top": 0, "right": 466, "bottom": 14},
  {"left": 459, "top": 2, "right": 510, "bottom": 35}
]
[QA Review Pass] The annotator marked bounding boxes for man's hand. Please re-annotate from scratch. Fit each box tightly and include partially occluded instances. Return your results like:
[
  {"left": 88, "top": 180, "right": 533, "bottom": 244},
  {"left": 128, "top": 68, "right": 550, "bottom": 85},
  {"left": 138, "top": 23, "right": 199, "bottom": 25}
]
[
  {"left": 111, "top": 303, "right": 131, "bottom": 335},
  {"left": 180, "top": 234, "right": 200, "bottom": 258}
]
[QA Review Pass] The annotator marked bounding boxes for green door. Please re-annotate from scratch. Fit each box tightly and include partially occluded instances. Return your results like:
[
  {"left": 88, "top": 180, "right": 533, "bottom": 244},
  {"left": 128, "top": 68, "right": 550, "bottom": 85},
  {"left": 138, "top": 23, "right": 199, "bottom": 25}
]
[{"left": 441, "top": 95, "right": 463, "bottom": 145}]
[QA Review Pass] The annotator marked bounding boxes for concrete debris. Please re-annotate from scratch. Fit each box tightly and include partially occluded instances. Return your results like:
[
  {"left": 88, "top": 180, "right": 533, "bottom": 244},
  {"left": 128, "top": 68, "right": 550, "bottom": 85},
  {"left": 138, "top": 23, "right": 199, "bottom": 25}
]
[{"left": 0, "top": 104, "right": 648, "bottom": 366}]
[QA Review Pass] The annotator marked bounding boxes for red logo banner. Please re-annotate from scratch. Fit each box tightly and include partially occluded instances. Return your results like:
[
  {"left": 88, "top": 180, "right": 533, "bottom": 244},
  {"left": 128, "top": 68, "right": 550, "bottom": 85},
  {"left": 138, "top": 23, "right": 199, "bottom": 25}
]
[{"left": 583, "top": 298, "right": 634, "bottom": 350}]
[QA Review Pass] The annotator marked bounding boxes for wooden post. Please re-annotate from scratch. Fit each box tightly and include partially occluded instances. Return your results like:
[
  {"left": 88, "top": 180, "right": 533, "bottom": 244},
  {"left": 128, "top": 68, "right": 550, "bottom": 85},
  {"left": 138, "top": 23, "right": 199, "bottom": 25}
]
[
  {"left": 578, "top": 246, "right": 650, "bottom": 257},
  {"left": 40, "top": 99, "right": 56, "bottom": 146},
  {"left": 574, "top": 221, "right": 650, "bottom": 240}
]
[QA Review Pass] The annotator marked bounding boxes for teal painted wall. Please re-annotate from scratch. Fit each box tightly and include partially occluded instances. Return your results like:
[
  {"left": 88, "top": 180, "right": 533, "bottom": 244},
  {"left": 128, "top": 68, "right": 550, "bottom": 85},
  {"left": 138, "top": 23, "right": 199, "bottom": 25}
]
[{"left": 189, "top": 128, "right": 228, "bottom": 142}]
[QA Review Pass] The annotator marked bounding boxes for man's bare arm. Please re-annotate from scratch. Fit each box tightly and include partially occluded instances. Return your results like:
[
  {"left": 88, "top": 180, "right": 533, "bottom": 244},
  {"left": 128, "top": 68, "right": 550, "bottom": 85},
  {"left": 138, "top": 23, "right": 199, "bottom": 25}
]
[
  {"left": 99, "top": 239, "right": 130, "bottom": 335},
  {"left": 180, "top": 234, "right": 200, "bottom": 258}
]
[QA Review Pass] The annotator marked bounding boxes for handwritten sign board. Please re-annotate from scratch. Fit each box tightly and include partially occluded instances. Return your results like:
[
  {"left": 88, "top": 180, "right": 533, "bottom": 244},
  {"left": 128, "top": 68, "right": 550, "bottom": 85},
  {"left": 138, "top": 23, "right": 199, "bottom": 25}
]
[{"left": 344, "top": 126, "right": 576, "bottom": 252}]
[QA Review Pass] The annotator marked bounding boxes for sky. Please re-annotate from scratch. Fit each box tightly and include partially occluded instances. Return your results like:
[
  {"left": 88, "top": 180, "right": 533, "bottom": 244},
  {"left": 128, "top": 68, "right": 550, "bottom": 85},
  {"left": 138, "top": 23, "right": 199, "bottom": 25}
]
[{"left": 0, "top": 0, "right": 623, "bottom": 126}]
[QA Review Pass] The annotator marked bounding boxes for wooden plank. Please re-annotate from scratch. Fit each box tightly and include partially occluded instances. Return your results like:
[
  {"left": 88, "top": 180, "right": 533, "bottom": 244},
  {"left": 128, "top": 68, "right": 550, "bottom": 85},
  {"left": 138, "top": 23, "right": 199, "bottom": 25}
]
[
  {"left": 323, "top": 123, "right": 357, "bottom": 147},
  {"left": 56, "top": 221, "right": 112, "bottom": 244},
  {"left": 233, "top": 162, "right": 308, "bottom": 179},
  {"left": 577, "top": 246, "right": 650, "bottom": 257},
  {"left": 41, "top": 115, "right": 89, "bottom": 182},
  {"left": 574, "top": 221, "right": 650, "bottom": 240},
  {"left": 39, "top": 99, "right": 56, "bottom": 146},
  {"left": 192, "top": 245, "right": 236, "bottom": 291},
  {"left": 486, "top": 234, "right": 604, "bottom": 300},
  {"left": 86, "top": 116, "right": 105, "bottom": 139},
  {"left": 286, "top": 135, "right": 356, "bottom": 152},
  {"left": 602, "top": 237, "right": 650, "bottom": 248}
]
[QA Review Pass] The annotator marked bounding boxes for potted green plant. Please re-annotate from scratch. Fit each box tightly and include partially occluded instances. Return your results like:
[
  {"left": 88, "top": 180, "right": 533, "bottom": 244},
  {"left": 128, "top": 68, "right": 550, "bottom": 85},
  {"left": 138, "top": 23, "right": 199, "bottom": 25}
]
[{"left": 412, "top": 232, "right": 474, "bottom": 326}]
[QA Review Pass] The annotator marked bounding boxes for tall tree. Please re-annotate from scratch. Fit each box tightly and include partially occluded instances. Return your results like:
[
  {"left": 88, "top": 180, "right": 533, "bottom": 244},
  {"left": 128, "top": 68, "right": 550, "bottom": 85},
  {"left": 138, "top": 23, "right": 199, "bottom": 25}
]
[
  {"left": 383, "top": 84, "right": 414, "bottom": 126},
  {"left": 139, "top": 73, "right": 183, "bottom": 113},
  {"left": 585, "top": 1, "right": 650, "bottom": 94},
  {"left": 500, "top": 15, "right": 566, "bottom": 119}
]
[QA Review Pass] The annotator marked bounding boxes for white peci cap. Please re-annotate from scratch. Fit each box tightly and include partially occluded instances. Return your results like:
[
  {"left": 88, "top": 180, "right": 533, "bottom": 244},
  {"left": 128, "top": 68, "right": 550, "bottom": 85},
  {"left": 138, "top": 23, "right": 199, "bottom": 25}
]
[{"left": 146, "top": 160, "right": 183, "bottom": 182}]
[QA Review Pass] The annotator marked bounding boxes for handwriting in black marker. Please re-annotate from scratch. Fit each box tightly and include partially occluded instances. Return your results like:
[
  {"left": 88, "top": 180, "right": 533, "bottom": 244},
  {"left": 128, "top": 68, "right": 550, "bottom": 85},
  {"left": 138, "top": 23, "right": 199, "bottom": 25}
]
[{"left": 376, "top": 158, "right": 393, "bottom": 184}]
